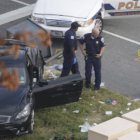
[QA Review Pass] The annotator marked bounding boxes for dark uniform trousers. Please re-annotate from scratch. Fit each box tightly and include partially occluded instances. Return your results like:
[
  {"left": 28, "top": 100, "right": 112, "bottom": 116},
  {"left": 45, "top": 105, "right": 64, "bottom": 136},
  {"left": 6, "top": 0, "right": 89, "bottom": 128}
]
[
  {"left": 85, "top": 56, "right": 101, "bottom": 87},
  {"left": 61, "top": 55, "right": 79, "bottom": 77}
]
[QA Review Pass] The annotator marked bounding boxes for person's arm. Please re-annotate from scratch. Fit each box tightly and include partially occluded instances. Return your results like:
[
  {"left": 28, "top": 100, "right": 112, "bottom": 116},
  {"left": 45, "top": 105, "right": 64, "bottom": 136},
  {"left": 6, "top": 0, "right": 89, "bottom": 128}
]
[
  {"left": 79, "top": 42, "right": 87, "bottom": 57},
  {"left": 79, "top": 35, "right": 87, "bottom": 57},
  {"left": 96, "top": 47, "right": 105, "bottom": 58},
  {"left": 71, "top": 46, "right": 76, "bottom": 57},
  {"left": 96, "top": 36, "right": 106, "bottom": 58}
]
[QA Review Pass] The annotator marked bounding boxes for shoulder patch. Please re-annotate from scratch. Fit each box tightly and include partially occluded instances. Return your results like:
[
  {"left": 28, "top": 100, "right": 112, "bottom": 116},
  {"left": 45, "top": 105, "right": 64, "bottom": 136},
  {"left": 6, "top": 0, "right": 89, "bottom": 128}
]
[
  {"left": 71, "top": 36, "right": 74, "bottom": 39},
  {"left": 101, "top": 37, "right": 105, "bottom": 43}
]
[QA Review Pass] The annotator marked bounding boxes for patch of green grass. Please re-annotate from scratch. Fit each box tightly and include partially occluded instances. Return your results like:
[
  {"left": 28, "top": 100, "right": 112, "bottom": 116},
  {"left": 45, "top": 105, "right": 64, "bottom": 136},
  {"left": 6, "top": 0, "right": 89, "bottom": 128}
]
[{"left": 4, "top": 86, "right": 140, "bottom": 140}]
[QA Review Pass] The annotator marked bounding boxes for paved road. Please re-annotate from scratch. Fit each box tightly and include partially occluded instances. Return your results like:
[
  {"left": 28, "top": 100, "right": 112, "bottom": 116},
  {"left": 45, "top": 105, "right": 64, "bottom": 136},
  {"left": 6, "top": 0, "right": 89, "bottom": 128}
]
[{"left": 0, "top": 1, "right": 140, "bottom": 98}]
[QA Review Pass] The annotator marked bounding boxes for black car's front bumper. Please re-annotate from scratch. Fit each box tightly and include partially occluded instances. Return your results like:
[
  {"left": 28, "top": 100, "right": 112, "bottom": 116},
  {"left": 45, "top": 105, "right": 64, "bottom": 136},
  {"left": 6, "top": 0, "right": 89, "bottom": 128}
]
[{"left": 0, "top": 115, "right": 31, "bottom": 137}]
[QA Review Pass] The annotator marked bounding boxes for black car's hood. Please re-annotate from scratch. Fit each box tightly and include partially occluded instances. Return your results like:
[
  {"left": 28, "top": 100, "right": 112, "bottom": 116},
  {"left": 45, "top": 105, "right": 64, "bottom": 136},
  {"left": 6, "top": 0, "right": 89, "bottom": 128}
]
[{"left": 0, "top": 86, "right": 29, "bottom": 116}]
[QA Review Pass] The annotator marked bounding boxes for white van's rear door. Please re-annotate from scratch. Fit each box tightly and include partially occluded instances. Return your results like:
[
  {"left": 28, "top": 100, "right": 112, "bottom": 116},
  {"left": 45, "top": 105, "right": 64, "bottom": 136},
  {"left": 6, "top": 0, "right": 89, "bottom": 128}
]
[{"left": 103, "top": 0, "right": 140, "bottom": 19}]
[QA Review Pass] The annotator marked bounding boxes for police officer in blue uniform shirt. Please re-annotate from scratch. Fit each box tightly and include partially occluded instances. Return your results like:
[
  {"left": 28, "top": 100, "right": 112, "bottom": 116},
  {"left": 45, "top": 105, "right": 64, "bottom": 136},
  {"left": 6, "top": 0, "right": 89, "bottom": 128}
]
[
  {"left": 79, "top": 28, "right": 106, "bottom": 90},
  {"left": 60, "top": 22, "right": 80, "bottom": 77}
]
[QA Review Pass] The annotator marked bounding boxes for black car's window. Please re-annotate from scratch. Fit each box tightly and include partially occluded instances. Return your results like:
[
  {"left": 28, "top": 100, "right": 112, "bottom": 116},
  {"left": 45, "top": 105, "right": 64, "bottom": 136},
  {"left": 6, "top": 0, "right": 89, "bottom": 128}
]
[{"left": 6, "top": 67, "right": 27, "bottom": 85}]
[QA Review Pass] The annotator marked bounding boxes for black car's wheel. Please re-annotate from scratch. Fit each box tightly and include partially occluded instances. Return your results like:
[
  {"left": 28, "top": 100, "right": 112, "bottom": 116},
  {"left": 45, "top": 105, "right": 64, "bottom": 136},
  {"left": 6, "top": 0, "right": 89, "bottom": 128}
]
[
  {"left": 28, "top": 109, "right": 34, "bottom": 133},
  {"left": 95, "top": 15, "right": 103, "bottom": 34}
]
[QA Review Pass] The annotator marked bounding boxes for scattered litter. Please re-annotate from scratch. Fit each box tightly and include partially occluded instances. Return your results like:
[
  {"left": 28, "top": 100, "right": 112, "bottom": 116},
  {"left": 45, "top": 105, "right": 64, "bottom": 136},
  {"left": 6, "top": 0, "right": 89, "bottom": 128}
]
[
  {"left": 62, "top": 108, "right": 67, "bottom": 113},
  {"left": 79, "top": 122, "right": 91, "bottom": 133},
  {"left": 106, "top": 100, "right": 111, "bottom": 103},
  {"left": 126, "top": 108, "right": 130, "bottom": 111},
  {"left": 90, "top": 104, "right": 93, "bottom": 106},
  {"left": 133, "top": 98, "right": 140, "bottom": 102},
  {"left": 105, "top": 100, "right": 117, "bottom": 105},
  {"left": 54, "top": 64, "right": 63, "bottom": 71},
  {"left": 105, "top": 111, "right": 112, "bottom": 115},
  {"left": 57, "top": 54, "right": 63, "bottom": 59},
  {"left": 91, "top": 71, "right": 95, "bottom": 75},
  {"left": 79, "top": 122, "right": 98, "bottom": 133},
  {"left": 120, "top": 111, "right": 123, "bottom": 115},
  {"left": 111, "top": 100, "right": 117, "bottom": 105},
  {"left": 100, "top": 82, "right": 105, "bottom": 87},
  {"left": 127, "top": 103, "right": 132, "bottom": 106},
  {"left": 91, "top": 96, "right": 95, "bottom": 99},
  {"left": 43, "top": 65, "right": 61, "bottom": 80},
  {"left": 93, "top": 123, "right": 98, "bottom": 126},
  {"left": 85, "top": 118, "right": 88, "bottom": 121},
  {"left": 73, "top": 110, "right": 80, "bottom": 114},
  {"left": 79, "top": 97, "right": 82, "bottom": 100},
  {"left": 93, "top": 111, "right": 96, "bottom": 113},
  {"left": 98, "top": 101, "right": 105, "bottom": 104}
]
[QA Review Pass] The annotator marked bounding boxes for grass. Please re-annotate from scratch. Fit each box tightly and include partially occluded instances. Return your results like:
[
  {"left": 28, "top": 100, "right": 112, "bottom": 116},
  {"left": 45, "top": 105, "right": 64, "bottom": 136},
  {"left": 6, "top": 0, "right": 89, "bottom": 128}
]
[{"left": 3, "top": 85, "right": 140, "bottom": 140}]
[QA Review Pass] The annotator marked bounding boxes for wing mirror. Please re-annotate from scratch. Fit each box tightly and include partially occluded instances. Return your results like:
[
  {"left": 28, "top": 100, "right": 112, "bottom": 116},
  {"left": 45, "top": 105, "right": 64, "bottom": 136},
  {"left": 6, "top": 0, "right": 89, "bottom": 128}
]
[{"left": 38, "top": 79, "right": 48, "bottom": 87}]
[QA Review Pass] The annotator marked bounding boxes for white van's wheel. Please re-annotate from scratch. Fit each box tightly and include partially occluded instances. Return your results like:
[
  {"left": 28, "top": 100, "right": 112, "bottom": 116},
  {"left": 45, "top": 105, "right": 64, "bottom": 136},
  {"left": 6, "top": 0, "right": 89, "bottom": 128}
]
[{"left": 95, "top": 15, "right": 103, "bottom": 34}]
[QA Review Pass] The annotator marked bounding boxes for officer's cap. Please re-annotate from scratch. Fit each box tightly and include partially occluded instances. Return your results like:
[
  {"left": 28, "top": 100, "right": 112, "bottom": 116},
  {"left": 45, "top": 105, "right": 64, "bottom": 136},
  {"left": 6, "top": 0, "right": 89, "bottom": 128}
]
[{"left": 71, "top": 22, "right": 81, "bottom": 29}]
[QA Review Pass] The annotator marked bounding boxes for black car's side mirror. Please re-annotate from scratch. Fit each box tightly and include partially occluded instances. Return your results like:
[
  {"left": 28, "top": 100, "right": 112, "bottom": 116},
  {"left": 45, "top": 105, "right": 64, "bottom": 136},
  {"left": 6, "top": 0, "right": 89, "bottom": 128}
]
[{"left": 38, "top": 79, "right": 48, "bottom": 87}]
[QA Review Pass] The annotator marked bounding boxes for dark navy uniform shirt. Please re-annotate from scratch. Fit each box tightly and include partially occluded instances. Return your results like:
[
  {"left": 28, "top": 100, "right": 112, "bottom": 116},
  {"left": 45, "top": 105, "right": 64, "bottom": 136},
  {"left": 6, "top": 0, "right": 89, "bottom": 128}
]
[
  {"left": 63, "top": 29, "right": 77, "bottom": 56},
  {"left": 79, "top": 33, "right": 106, "bottom": 55}
]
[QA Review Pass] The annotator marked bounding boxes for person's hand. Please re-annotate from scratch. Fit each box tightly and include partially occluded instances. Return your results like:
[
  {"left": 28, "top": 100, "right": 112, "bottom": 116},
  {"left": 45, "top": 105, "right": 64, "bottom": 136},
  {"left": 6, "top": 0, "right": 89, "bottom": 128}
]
[
  {"left": 82, "top": 50, "right": 87, "bottom": 57},
  {"left": 73, "top": 57, "right": 77, "bottom": 64},
  {"left": 95, "top": 54, "right": 101, "bottom": 58}
]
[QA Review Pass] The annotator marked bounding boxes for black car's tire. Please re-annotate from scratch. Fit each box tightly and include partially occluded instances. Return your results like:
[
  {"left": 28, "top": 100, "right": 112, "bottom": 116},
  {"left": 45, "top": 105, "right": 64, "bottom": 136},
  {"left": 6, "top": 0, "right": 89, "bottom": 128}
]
[
  {"left": 95, "top": 15, "right": 103, "bottom": 34},
  {"left": 28, "top": 109, "right": 34, "bottom": 133}
]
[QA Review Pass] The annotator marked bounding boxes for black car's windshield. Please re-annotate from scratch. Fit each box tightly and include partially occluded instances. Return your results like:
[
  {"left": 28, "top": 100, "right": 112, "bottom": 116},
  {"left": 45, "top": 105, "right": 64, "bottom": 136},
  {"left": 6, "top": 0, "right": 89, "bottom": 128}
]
[{"left": 0, "top": 66, "right": 27, "bottom": 85}]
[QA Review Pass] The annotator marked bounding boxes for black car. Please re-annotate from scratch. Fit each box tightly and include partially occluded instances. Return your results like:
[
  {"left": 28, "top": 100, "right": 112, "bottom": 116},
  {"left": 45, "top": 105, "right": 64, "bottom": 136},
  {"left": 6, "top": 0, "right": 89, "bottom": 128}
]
[{"left": 0, "top": 40, "right": 83, "bottom": 136}]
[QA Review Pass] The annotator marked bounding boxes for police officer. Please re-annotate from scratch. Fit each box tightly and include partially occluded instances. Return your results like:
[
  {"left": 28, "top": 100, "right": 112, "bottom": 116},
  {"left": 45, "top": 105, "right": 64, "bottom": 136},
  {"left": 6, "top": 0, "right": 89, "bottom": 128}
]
[
  {"left": 61, "top": 22, "right": 80, "bottom": 77},
  {"left": 79, "top": 28, "right": 106, "bottom": 90}
]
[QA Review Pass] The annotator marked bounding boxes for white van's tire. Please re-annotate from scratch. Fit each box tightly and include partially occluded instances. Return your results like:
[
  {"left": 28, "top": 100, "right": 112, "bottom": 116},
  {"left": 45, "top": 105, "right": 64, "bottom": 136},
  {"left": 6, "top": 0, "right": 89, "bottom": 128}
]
[{"left": 95, "top": 15, "right": 103, "bottom": 34}]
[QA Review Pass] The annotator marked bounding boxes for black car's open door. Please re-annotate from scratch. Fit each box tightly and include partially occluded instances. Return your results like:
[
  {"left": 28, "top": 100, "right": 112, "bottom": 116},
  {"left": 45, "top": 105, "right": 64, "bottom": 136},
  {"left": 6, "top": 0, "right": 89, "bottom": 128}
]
[
  {"left": 6, "top": 18, "right": 52, "bottom": 59},
  {"left": 33, "top": 74, "right": 83, "bottom": 109}
]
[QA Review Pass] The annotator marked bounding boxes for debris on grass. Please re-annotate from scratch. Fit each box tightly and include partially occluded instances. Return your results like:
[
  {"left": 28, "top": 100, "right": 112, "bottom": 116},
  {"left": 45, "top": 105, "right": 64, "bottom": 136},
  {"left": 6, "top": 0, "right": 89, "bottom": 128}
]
[
  {"left": 105, "top": 111, "right": 112, "bottom": 115},
  {"left": 106, "top": 100, "right": 111, "bottom": 103},
  {"left": 111, "top": 100, "right": 117, "bottom": 105},
  {"left": 126, "top": 108, "right": 130, "bottom": 111},
  {"left": 91, "top": 96, "right": 95, "bottom": 99},
  {"left": 105, "top": 100, "right": 117, "bottom": 105},
  {"left": 54, "top": 64, "right": 63, "bottom": 71},
  {"left": 73, "top": 110, "right": 80, "bottom": 114},
  {"left": 43, "top": 66, "right": 61, "bottom": 80},
  {"left": 98, "top": 101, "right": 105, "bottom": 104},
  {"left": 127, "top": 102, "right": 132, "bottom": 106},
  {"left": 79, "top": 122, "right": 91, "bottom": 133},
  {"left": 100, "top": 82, "right": 105, "bottom": 87},
  {"left": 120, "top": 111, "right": 123, "bottom": 115},
  {"left": 62, "top": 108, "right": 67, "bottom": 113},
  {"left": 79, "top": 122, "right": 98, "bottom": 133},
  {"left": 133, "top": 98, "right": 140, "bottom": 102}
]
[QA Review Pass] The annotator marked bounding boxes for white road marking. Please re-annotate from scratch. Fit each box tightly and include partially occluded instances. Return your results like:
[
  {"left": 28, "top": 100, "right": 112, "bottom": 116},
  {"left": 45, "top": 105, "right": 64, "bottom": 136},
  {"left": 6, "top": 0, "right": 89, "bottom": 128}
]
[
  {"left": 11, "top": 0, "right": 29, "bottom": 6},
  {"left": 0, "top": 4, "right": 35, "bottom": 26},
  {"left": 103, "top": 30, "right": 140, "bottom": 46}
]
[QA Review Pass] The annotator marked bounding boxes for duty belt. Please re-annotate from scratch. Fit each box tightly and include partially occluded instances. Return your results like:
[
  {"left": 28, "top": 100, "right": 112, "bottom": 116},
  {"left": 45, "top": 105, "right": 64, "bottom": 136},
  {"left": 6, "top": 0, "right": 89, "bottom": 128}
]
[{"left": 87, "top": 54, "right": 96, "bottom": 57}]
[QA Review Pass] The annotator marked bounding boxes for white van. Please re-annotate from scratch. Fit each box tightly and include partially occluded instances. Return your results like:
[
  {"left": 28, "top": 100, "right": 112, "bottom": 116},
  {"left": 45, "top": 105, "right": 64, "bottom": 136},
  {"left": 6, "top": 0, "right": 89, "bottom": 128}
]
[{"left": 31, "top": 0, "right": 140, "bottom": 38}]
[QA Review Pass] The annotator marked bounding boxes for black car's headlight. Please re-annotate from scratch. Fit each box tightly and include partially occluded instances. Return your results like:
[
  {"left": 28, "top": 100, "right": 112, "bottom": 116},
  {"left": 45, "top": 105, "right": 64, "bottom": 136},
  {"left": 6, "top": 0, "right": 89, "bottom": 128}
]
[{"left": 15, "top": 104, "right": 31, "bottom": 120}]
